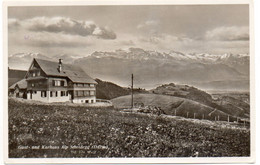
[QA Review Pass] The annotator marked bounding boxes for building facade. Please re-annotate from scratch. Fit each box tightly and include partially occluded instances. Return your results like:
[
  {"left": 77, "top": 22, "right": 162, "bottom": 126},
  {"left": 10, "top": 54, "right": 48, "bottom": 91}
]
[{"left": 25, "top": 58, "right": 97, "bottom": 103}]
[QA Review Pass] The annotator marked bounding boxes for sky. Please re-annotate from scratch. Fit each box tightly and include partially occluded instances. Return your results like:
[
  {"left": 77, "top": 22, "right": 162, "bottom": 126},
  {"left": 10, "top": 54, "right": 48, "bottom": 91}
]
[{"left": 8, "top": 5, "right": 249, "bottom": 57}]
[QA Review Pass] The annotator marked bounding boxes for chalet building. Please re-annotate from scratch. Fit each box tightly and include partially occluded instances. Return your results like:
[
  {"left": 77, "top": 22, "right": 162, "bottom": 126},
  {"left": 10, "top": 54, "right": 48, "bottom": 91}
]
[
  {"left": 25, "top": 58, "right": 97, "bottom": 103},
  {"left": 9, "top": 79, "right": 27, "bottom": 99}
]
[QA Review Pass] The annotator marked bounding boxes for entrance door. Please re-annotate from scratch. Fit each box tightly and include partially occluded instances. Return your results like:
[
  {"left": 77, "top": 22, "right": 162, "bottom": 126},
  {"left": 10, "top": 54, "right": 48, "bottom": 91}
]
[{"left": 69, "top": 91, "right": 72, "bottom": 100}]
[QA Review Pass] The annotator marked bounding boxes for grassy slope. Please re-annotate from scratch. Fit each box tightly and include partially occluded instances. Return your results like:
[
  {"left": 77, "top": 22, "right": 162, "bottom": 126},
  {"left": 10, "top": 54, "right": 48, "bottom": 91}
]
[
  {"left": 112, "top": 94, "right": 237, "bottom": 121},
  {"left": 95, "top": 79, "right": 129, "bottom": 100},
  {"left": 95, "top": 79, "right": 148, "bottom": 100},
  {"left": 8, "top": 98, "right": 250, "bottom": 158},
  {"left": 151, "top": 84, "right": 250, "bottom": 118}
]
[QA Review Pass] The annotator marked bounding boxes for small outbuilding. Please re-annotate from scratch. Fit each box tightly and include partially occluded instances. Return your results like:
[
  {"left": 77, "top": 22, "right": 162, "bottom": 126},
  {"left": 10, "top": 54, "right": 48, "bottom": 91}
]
[{"left": 9, "top": 79, "right": 27, "bottom": 99}]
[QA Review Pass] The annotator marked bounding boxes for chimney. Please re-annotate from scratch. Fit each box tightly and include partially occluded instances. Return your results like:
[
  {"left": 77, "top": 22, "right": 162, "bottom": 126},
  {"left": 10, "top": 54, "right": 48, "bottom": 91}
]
[{"left": 58, "top": 59, "right": 62, "bottom": 72}]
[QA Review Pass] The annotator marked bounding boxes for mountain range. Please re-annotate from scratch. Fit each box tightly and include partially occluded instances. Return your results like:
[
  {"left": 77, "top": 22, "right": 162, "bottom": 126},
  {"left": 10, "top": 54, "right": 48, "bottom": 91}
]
[{"left": 8, "top": 47, "right": 249, "bottom": 91}]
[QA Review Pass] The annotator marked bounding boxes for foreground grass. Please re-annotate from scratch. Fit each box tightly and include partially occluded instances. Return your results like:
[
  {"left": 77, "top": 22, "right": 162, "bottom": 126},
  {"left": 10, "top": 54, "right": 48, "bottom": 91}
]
[{"left": 8, "top": 98, "right": 250, "bottom": 158}]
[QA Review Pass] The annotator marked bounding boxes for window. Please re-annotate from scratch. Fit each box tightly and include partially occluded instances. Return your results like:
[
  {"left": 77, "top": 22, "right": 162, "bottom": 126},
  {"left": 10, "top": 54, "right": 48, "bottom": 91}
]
[
  {"left": 85, "top": 100, "right": 89, "bottom": 103},
  {"left": 41, "top": 91, "right": 47, "bottom": 98},
  {"left": 66, "top": 91, "right": 69, "bottom": 96},
  {"left": 31, "top": 83, "right": 35, "bottom": 87},
  {"left": 32, "top": 72, "right": 36, "bottom": 77},
  {"left": 56, "top": 81, "right": 61, "bottom": 86},
  {"left": 53, "top": 80, "right": 64, "bottom": 86},
  {"left": 84, "top": 91, "right": 89, "bottom": 96},
  {"left": 61, "top": 91, "right": 66, "bottom": 97},
  {"left": 37, "top": 71, "right": 41, "bottom": 76},
  {"left": 50, "top": 91, "right": 53, "bottom": 97},
  {"left": 90, "top": 91, "right": 95, "bottom": 96},
  {"left": 78, "top": 91, "right": 84, "bottom": 97},
  {"left": 77, "top": 83, "right": 83, "bottom": 87},
  {"left": 56, "top": 91, "right": 58, "bottom": 97}
]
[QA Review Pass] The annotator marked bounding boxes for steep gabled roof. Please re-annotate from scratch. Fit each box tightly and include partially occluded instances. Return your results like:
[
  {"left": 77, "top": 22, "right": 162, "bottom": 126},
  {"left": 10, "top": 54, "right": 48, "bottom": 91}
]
[
  {"left": 34, "top": 58, "right": 97, "bottom": 84},
  {"left": 9, "top": 79, "right": 27, "bottom": 89}
]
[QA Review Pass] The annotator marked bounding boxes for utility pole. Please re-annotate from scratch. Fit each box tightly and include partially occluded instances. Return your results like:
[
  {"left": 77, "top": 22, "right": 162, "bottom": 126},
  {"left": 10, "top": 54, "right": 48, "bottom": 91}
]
[{"left": 131, "top": 73, "right": 134, "bottom": 109}]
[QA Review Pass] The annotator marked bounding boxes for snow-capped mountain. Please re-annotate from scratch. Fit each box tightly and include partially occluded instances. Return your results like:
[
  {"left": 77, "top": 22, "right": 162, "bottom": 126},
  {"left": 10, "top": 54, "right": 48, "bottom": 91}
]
[
  {"left": 86, "top": 48, "right": 249, "bottom": 65},
  {"left": 8, "top": 48, "right": 249, "bottom": 91}
]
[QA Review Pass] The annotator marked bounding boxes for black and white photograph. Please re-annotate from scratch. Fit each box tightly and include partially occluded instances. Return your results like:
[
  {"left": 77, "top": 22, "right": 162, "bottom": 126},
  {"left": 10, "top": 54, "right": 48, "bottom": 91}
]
[{"left": 3, "top": 0, "right": 255, "bottom": 163}]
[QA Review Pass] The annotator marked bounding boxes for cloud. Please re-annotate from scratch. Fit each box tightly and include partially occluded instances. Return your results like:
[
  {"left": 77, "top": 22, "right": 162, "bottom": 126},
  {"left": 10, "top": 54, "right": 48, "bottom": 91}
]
[
  {"left": 119, "top": 40, "right": 135, "bottom": 46},
  {"left": 8, "top": 18, "right": 20, "bottom": 29},
  {"left": 9, "top": 29, "right": 95, "bottom": 48},
  {"left": 139, "top": 33, "right": 192, "bottom": 45},
  {"left": 8, "top": 17, "right": 117, "bottom": 40},
  {"left": 137, "top": 20, "right": 159, "bottom": 29},
  {"left": 205, "top": 26, "right": 249, "bottom": 41}
]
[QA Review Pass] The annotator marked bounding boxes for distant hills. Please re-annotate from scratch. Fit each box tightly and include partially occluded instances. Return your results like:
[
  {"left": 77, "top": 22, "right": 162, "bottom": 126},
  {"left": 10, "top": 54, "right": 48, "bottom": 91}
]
[
  {"left": 150, "top": 83, "right": 249, "bottom": 118},
  {"left": 95, "top": 79, "right": 129, "bottom": 100},
  {"left": 8, "top": 47, "right": 249, "bottom": 91},
  {"left": 95, "top": 78, "right": 147, "bottom": 100},
  {"left": 8, "top": 68, "right": 27, "bottom": 87}
]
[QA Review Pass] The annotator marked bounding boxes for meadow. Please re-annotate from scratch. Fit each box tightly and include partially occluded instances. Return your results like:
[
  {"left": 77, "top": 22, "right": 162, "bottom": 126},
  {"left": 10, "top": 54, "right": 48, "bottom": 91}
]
[{"left": 8, "top": 98, "right": 250, "bottom": 158}]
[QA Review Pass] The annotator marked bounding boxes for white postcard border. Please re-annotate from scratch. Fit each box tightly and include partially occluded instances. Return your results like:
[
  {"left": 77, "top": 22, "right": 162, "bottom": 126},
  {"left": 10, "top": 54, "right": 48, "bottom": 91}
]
[{"left": 3, "top": 0, "right": 255, "bottom": 164}]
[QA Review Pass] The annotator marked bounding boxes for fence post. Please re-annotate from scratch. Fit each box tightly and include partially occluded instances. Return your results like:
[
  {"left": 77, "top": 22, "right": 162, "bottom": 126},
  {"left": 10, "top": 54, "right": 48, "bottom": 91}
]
[
  {"left": 187, "top": 112, "right": 189, "bottom": 118},
  {"left": 194, "top": 113, "right": 196, "bottom": 119},
  {"left": 175, "top": 109, "right": 176, "bottom": 116},
  {"left": 218, "top": 115, "right": 220, "bottom": 121},
  {"left": 228, "top": 115, "right": 229, "bottom": 122},
  {"left": 215, "top": 116, "right": 217, "bottom": 121}
]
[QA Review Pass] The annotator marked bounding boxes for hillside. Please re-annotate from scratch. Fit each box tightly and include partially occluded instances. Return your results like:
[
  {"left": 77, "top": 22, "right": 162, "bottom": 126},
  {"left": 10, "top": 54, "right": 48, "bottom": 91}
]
[
  {"left": 9, "top": 98, "right": 250, "bottom": 157},
  {"left": 151, "top": 83, "right": 214, "bottom": 107},
  {"left": 8, "top": 68, "right": 27, "bottom": 87},
  {"left": 150, "top": 83, "right": 250, "bottom": 118},
  {"left": 95, "top": 79, "right": 129, "bottom": 100},
  {"left": 112, "top": 94, "right": 238, "bottom": 122},
  {"left": 95, "top": 79, "right": 148, "bottom": 100}
]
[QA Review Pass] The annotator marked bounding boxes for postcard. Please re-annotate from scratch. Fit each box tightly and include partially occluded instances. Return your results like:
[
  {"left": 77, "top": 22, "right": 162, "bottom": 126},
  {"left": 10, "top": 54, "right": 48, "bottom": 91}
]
[{"left": 3, "top": 0, "right": 255, "bottom": 163}]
